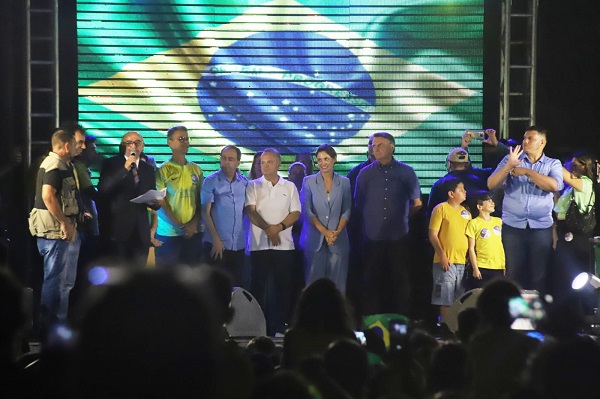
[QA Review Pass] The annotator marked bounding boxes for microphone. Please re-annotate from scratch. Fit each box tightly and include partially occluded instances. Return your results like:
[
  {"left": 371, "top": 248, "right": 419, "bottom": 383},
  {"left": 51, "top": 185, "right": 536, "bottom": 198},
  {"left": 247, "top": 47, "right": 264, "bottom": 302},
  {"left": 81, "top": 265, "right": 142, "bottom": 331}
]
[{"left": 129, "top": 151, "right": 137, "bottom": 170}]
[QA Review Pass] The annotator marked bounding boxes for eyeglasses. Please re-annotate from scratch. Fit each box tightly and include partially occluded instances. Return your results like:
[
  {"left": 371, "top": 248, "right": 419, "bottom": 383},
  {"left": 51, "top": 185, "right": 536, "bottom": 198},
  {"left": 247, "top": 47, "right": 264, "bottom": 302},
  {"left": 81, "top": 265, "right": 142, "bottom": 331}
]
[
  {"left": 175, "top": 136, "right": 191, "bottom": 143},
  {"left": 123, "top": 140, "right": 143, "bottom": 146}
]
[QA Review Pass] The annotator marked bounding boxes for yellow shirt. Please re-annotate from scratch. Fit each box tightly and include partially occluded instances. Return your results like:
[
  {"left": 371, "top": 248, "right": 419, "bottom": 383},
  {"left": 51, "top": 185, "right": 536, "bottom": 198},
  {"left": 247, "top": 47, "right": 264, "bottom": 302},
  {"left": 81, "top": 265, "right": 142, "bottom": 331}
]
[
  {"left": 429, "top": 202, "right": 471, "bottom": 264},
  {"left": 156, "top": 160, "right": 203, "bottom": 236},
  {"left": 465, "top": 216, "right": 505, "bottom": 270}
]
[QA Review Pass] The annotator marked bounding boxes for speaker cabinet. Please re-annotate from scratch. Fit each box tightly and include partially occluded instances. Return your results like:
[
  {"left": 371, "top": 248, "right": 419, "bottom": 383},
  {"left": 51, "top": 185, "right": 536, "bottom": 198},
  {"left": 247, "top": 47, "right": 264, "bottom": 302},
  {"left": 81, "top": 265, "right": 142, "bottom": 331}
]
[
  {"left": 442, "top": 288, "right": 483, "bottom": 332},
  {"left": 225, "top": 287, "right": 267, "bottom": 338}
]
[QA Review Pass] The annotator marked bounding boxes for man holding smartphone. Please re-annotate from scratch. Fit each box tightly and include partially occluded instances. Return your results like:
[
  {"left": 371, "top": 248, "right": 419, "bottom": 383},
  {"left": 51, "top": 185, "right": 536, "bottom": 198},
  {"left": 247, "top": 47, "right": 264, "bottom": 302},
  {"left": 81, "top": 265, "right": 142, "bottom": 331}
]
[{"left": 427, "top": 129, "right": 509, "bottom": 219}]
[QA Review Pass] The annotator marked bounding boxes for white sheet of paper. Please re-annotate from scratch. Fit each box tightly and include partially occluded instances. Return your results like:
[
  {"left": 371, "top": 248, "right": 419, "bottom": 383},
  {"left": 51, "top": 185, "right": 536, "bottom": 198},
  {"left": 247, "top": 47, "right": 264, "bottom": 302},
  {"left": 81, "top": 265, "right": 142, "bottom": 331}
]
[{"left": 129, "top": 188, "right": 167, "bottom": 204}]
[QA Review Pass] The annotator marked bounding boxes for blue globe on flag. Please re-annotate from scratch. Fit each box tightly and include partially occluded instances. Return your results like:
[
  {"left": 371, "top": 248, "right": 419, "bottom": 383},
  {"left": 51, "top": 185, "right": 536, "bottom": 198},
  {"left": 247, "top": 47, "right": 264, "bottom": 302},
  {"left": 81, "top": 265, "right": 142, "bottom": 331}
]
[{"left": 197, "top": 30, "right": 376, "bottom": 153}]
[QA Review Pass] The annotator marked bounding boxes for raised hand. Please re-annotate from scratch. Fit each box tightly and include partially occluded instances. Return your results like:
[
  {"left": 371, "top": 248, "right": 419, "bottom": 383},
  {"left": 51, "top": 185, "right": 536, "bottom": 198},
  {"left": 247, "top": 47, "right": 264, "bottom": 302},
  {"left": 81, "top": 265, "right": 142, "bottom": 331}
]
[
  {"left": 507, "top": 145, "right": 524, "bottom": 169},
  {"left": 482, "top": 129, "right": 499, "bottom": 147},
  {"left": 461, "top": 132, "right": 472, "bottom": 149}
]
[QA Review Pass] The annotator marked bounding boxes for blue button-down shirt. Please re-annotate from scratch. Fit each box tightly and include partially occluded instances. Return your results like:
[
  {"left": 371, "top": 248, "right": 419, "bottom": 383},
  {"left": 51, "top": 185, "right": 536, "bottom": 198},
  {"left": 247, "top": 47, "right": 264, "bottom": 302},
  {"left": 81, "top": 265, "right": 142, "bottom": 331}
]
[
  {"left": 201, "top": 170, "right": 248, "bottom": 250},
  {"left": 354, "top": 159, "right": 421, "bottom": 241},
  {"left": 495, "top": 153, "right": 563, "bottom": 229}
]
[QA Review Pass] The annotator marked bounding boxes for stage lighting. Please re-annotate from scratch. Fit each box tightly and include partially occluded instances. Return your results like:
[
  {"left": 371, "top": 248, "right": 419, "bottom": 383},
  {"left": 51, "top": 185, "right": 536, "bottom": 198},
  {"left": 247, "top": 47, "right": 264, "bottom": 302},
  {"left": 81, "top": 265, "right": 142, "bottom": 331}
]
[
  {"left": 572, "top": 272, "right": 600, "bottom": 290},
  {"left": 572, "top": 272, "right": 600, "bottom": 334}
]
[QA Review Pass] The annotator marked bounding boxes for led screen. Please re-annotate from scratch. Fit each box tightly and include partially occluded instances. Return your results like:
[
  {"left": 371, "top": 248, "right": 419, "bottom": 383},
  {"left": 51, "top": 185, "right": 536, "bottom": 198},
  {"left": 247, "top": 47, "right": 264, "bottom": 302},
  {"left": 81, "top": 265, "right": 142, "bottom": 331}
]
[{"left": 77, "top": 0, "right": 484, "bottom": 191}]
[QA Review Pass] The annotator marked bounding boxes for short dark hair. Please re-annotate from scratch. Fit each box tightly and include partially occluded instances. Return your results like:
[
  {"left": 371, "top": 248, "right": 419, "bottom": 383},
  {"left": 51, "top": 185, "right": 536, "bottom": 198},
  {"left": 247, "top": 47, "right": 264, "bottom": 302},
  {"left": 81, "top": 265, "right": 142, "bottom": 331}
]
[
  {"left": 473, "top": 190, "right": 492, "bottom": 206},
  {"left": 221, "top": 145, "right": 241, "bottom": 161},
  {"left": 315, "top": 144, "right": 337, "bottom": 159},
  {"left": 59, "top": 121, "right": 85, "bottom": 137},
  {"left": 167, "top": 125, "right": 188, "bottom": 139},
  {"left": 477, "top": 279, "right": 522, "bottom": 328},
  {"left": 526, "top": 125, "right": 548, "bottom": 138},
  {"left": 442, "top": 177, "right": 463, "bottom": 195},
  {"left": 288, "top": 162, "right": 307, "bottom": 174},
  {"left": 372, "top": 131, "right": 395, "bottom": 146},
  {"left": 51, "top": 128, "right": 74, "bottom": 149}
]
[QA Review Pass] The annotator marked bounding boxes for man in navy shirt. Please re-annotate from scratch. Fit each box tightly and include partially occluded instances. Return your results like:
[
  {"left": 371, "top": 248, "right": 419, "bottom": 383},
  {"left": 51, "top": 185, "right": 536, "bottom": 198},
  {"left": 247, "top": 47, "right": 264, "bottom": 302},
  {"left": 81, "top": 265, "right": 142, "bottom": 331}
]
[{"left": 355, "top": 132, "right": 422, "bottom": 316}]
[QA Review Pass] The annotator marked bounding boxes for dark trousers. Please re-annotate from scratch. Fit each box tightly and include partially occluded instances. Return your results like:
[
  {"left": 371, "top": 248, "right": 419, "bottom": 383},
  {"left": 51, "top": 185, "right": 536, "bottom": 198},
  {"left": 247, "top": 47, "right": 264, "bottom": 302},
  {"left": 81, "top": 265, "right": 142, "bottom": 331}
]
[
  {"left": 203, "top": 243, "right": 245, "bottom": 288},
  {"left": 467, "top": 268, "right": 505, "bottom": 290},
  {"left": 362, "top": 237, "right": 410, "bottom": 316},
  {"left": 502, "top": 224, "right": 552, "bottom": 292},
  {"left": 155, "top": 233, "right": 203, "bottom": 268},
  {"left": 110, "top": 229, "right": 149, "bottom": 269},
  {"left": 250, "top": 249, "right": 294, "bottom": 336}
]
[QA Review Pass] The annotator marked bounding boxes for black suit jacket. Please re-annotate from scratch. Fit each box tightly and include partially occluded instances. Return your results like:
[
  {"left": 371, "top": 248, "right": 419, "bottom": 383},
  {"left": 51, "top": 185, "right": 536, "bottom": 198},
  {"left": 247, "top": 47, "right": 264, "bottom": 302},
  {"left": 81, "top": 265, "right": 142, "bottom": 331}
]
[{"left": 98, "top": 155, "right": 157, "bottom": 246}]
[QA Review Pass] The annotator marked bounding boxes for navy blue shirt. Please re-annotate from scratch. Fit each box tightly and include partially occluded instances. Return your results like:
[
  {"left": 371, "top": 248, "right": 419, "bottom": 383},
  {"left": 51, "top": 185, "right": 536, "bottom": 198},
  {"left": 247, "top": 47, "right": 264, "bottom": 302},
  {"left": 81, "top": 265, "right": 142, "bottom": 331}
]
[
  {"left": 355, "top": 159, "right": 421, "bottom": 241},
  {"left": 347, "top": 159, "right": 373, "bottom": 201},
  {"left": 426, "top": 168, "right": 492, "bottom": 217}
]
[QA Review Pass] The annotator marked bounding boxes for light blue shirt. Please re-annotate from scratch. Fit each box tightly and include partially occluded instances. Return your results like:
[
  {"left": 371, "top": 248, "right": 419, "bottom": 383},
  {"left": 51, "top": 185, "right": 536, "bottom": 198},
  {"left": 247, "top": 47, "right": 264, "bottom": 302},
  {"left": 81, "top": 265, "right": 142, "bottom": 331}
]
[
  {"left": 495, "top": 153, "right": 564, "bottom": 229},
  {"left": 201, "top": 170, "right": 248, "bottom": 250}
]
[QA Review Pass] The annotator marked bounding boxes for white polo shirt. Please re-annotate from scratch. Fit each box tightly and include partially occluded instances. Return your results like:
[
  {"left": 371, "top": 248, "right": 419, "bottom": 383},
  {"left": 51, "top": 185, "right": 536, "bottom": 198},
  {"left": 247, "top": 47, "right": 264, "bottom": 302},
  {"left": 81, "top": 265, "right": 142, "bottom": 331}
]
[{"left": 246, "top": 175, "right": 301, "bottom": 251}]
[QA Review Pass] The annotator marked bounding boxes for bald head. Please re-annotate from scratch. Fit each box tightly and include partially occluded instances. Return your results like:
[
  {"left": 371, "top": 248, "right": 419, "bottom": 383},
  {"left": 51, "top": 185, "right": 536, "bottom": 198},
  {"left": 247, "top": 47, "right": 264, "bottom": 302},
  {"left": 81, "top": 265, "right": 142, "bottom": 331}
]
[{"left": 121, "top": 131, "right": 145, "bottom": 156}]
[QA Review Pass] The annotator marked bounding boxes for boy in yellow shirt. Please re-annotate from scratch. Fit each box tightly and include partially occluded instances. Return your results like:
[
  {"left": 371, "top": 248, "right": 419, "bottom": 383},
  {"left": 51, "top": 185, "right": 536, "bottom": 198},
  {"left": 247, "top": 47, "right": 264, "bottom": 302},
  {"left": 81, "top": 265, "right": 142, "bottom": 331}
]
[
  {"left": 466, "top": 191, "right": 505, "bottom": 288},
  {"left": 429, "top": 178, "right": 471, "bottom": 319}
]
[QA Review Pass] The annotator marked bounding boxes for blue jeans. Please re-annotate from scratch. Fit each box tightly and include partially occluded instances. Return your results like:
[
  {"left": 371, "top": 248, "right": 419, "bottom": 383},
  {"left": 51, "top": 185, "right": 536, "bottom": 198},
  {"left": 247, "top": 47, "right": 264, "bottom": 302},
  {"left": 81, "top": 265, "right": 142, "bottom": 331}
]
[
  {"left": 502, "top": 224, "right": 552, "bottom": 292},
  {"left": 431, "top": 263, "right": 466, "bottom": 306},
  {"left": 37, "top": 234, "right": 81, "bottom": 320}
]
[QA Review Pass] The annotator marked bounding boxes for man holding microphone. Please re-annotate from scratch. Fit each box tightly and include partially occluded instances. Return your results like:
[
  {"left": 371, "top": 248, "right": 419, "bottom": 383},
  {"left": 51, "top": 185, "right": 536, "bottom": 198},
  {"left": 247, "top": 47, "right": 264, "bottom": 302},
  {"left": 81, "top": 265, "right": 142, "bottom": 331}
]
[{"left": 98, "top": 131, "right": 161, "bottom": 268}]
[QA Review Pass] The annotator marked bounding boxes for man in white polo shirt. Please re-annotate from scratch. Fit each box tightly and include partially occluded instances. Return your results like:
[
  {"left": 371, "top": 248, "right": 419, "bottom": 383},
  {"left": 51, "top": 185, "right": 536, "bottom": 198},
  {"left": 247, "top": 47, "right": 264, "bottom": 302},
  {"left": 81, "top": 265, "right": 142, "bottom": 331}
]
[{"left": 245, "top": 148, "right": 301, "bottom": 336}]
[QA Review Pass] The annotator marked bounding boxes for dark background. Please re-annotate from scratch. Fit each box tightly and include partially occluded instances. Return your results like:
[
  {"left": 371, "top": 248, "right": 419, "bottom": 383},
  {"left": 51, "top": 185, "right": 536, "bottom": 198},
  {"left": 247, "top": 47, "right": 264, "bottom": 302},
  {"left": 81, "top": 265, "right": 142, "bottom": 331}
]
[{"left": 1, "top": 0, "right": 599, "bottom": 317}]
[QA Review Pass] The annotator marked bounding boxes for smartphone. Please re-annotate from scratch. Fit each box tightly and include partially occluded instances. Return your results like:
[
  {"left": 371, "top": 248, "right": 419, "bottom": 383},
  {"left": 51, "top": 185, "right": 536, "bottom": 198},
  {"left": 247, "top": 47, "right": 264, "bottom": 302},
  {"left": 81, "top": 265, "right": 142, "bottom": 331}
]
[
  {"left": 388, "top": 319, "right": 408, "bottom": 351},
  {"left": 354, "top": 330, "right": 366, "bottom": 345},
  {"left": 465, "top": 130, "right": 486, "bottom": 140},
  {"left": 509, "top": 291, "right": 545, "bottom": 330},
  {"left": 389, "top": 320, "right": 408, "bottom": 336}
]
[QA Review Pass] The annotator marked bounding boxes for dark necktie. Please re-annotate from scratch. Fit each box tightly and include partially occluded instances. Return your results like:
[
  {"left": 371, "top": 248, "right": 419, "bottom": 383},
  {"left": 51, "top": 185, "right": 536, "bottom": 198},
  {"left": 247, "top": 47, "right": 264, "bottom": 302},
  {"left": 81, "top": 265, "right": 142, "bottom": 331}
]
[{"left": 132, "top": 163, "right": 140, "bottom": 185}]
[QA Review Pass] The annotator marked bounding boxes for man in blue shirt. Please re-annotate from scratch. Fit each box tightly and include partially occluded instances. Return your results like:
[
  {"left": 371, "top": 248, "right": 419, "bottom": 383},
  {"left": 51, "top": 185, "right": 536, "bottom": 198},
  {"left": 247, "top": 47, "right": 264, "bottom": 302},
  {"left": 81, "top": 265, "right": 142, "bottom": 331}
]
[
  {"left": 201, "top": 145, "right": 248, "bottom": 286},
  {"left": 355, "top": 132, "right": 422, "bottom": 316},
  {"left": 488, "top": 126, "right": 563, "bottom": 292}
]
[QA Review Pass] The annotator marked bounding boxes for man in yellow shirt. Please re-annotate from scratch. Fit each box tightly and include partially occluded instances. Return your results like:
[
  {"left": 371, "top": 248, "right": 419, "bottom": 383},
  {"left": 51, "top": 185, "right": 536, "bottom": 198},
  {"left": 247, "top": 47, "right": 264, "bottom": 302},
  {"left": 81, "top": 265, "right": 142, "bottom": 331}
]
[{"left": 155, "top": 126, "right": 203, "bottom": 267}]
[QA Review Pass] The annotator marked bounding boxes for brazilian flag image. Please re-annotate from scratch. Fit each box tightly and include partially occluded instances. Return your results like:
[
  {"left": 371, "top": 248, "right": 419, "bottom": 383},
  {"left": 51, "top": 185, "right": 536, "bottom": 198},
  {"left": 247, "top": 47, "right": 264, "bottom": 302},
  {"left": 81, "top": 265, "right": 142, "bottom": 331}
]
[{"left": 78, "top": 0, "right": 483, "bottom": 188}]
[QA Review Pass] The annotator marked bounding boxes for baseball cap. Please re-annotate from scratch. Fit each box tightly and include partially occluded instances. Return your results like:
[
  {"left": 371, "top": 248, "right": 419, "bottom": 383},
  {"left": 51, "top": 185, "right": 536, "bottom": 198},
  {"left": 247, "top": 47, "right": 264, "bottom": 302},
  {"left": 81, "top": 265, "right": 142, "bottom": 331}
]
[{"left": 447, "top": 148, "right": 470, "bottom": 163}]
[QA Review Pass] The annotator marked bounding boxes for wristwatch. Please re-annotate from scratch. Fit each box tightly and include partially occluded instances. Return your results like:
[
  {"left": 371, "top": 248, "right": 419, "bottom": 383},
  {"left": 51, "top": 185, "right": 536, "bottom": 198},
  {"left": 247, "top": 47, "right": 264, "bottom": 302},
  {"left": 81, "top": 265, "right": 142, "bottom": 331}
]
[{"left": 280, "top": 222, "right": 286, "bottom": 230}]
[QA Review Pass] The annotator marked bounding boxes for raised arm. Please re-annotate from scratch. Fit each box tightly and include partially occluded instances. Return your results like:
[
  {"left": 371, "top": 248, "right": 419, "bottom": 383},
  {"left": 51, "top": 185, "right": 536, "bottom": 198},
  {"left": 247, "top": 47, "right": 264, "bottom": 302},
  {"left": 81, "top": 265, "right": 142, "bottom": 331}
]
[
  {"left": 511, "top": 158, "right": 563, "bottom": 192},
  {"left": 488, "top": 145, "right": 524, "bottom": 189}
]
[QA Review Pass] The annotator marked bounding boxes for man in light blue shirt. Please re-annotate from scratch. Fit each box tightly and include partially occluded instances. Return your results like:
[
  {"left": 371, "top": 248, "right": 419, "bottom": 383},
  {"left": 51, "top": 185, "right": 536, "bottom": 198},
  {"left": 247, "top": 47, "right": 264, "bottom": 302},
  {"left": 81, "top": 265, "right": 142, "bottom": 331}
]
[
  {"left": 201, "top": 145, "right": 248, "bottom": 286},
  {"left": 488, "top": 126, "right": 563, "bottom": 292}
]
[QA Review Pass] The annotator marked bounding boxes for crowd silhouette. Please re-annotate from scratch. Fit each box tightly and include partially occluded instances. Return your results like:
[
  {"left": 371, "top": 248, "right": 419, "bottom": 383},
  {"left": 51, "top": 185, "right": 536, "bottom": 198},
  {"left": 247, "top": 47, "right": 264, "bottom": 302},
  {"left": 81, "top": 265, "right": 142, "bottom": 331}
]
[{"left": 2, "top": 265, "right": 600, "bottom": 399}]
